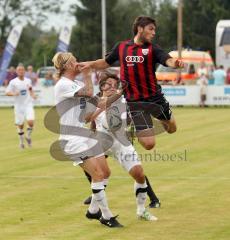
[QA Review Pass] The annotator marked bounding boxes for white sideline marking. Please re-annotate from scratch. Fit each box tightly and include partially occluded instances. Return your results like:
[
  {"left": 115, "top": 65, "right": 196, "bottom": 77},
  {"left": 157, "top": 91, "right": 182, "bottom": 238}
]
[{"left": 0, "top": 176, "right": 229, "bottom": 180}]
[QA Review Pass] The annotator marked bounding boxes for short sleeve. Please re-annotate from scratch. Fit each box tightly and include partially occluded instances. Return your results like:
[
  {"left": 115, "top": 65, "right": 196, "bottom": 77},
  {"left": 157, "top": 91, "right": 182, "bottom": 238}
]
[
  {"left": 25, "top": 78, "right": 32, "bottom": 89},
  {"left": 61, "top": 81, "right": 84, "bottom": 99},
  {"left": 105, "top": 42, "right": 120, "bottom": 65},
  {"left": 27, "top": 78, "right": 32, "bottom": 87},
  {"left": 5, "top": 81, "right": 15, "bottom": 93},
  {"left": 153, "top": 44, "right": 172, "bottom": 66}
]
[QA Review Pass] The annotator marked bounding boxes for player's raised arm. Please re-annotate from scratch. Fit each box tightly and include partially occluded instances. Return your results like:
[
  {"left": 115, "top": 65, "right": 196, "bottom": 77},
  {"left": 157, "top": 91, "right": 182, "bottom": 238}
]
[
  {"left": 85, "top": 107, "right": 104, "bottom": 123},
  {"left": 75, "top": 69, "right": 94, "bottom": 97},
  {"left": 78, "top": 59, "right": 110, "bottom": 71}
]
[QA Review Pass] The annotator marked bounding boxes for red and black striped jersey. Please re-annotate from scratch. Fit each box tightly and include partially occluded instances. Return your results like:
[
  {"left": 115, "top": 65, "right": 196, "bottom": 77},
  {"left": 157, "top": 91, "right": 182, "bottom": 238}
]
[{"left": 105, "top": 39, "right": 171, "bottom": 101}]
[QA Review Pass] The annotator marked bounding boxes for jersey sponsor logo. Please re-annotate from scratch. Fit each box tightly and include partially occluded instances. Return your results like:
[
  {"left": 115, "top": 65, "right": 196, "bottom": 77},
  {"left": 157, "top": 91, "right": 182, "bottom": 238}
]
[
  {"left": 72, "top": 84, "right": 78, "bottom": 90},
  {"left": 142, "top": 49, "right": 149, "bottom": 55},
  {"left": 125, "top": 56, "right": 144, "bottom": 63},
  {"left": 79, "top": 97, "right": 86, "bottom": 109},
  {"left": 20, "top": 89, "right": 27, "bottom": 95}
]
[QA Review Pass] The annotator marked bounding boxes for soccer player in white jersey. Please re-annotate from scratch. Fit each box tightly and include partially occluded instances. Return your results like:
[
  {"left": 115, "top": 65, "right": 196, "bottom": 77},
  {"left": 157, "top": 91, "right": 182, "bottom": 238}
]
[
  {"left": 86, "top": 73, "right": 158, "bottom": 221},
  {"left": 52, "top": 52, "right": 123, "bottom": 228},
  {"left": 5, "top": 65, "right": 36, "bottom": 149}
]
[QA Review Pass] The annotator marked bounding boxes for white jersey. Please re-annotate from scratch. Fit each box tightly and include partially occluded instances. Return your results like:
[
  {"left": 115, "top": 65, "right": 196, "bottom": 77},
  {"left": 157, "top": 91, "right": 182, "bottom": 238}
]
[
  {"left": 54, "top": 76, "right": 103, "bottom": 164},
  {"left": 54, "top": 77, "right": 86, "bottom": 141},
  {"left": 197, "top": 67, "right": 208, "bottom": 77},
  {"left": 95, "top": 96, "right": 141, "bottom": 172},
  {"left": 5, "top": 77, "right": 33, "bottom": 108},
  {"left": 95, "top": 96, "right": 127, "bottom": 133}
]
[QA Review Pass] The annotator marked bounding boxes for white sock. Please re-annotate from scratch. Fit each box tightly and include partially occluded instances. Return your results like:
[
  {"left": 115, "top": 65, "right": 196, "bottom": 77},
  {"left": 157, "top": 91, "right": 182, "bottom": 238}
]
[
  {"left": 104, "top": 178, "right": 109, "bottom": 188},
  {"left": 134, "top": 181, "right": 147, "bottom": 215},
  {"left": 88, "top": 196, "right": 99, "bottom": 214},
  {"left": 26, "top": 127, "right": 33, "bottom": 139},
  {"left": 91, "top": 181, "right": 113, "bottom": 219},
  {"left": 17, "top": 128, "right": 24, "bottom": 145},
  {"left": 88, "top": 182, "right": 101, "bottom": 214}
]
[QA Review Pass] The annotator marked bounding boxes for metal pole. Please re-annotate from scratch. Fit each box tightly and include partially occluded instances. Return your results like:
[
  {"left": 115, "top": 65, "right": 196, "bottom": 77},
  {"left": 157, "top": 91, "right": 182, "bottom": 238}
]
[
  {"left": 177, "top": 0, "right": 183, "bottom": 83},
  {"left": 101, "top": 0, "right": 106, "bottom": 58},
  {"left": 44, "top": 54, "right": 47, "bottom": 67}
]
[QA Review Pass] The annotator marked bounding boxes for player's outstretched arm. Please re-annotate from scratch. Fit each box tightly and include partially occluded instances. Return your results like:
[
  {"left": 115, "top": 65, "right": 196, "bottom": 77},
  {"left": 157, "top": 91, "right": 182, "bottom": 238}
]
[{"left": 78, "top": 59, "right": 110, "bottom": 71}]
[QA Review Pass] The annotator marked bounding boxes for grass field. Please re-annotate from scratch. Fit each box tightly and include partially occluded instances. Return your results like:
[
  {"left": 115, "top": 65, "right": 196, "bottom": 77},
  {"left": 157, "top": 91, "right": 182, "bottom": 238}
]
[{"left": 0, "top": 107, "right": 230, "bottom": 240}]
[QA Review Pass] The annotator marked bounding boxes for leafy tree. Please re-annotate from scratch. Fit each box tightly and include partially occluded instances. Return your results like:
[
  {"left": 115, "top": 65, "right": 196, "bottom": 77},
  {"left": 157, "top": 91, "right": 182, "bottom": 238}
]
[
  {"left": 70, "top": 0, "right": 119, "bottom": 60},
  {"left": 141, "top": 0, "right": 158, "bottom": 17},
  {"left": 70, "top": 0, "right": 147, "bottom": 60},
  {"left": 11, "top": 25, "right": 57, "bottom": 69},
  {"left": 29, "top": 29, "right": 57, "bottom": 69},
  {"left": 155, "top": 0, "right": 177, "bottom": 51},
  {"left": 0, "top": 0, "right": 62, "bottom": 55},
  {"left": 183, "top": 0, "right": 230, "bottom": 57},
  {"left": 113, "top": 0, "right": 146, "bottom": 42},
  {"left": 11, "top": 24, "right": 42, "bottom": 67}
]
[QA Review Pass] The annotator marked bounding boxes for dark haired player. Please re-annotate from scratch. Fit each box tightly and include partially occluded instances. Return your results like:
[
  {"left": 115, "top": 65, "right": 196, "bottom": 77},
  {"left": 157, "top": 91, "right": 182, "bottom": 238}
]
[{"left": 79, "top": 15, "right": 184, "bottom": 151}]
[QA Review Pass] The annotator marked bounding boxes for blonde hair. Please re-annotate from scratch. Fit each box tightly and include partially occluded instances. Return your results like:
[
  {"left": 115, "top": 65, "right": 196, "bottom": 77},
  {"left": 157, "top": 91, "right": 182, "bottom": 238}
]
[{"left": 52, "top": 52, "right": 74, "bottom": 78}]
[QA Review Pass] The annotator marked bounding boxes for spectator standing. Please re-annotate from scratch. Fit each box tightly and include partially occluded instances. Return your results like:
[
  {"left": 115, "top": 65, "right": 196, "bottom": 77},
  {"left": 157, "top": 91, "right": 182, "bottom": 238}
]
[
  {"left": 3, "top": 66, "right": 17, "bottom": 86},
  {"left": 207, "top": 65, "right": 215, "bottom": 85},
  {"left": 197, "top": 74, "right": 208, "bottom": 107},
  {"left": 197, "top": 61, "right": 208, "bottom": 79},
  {"left": 25, "top": 65, "right": 38, "bottom": 86},
  {"left": 213, "top": 66, "right": 226, "bottom": 85},
  {"left": 42, "top": 71, "right": 54, "bottom": 87}
]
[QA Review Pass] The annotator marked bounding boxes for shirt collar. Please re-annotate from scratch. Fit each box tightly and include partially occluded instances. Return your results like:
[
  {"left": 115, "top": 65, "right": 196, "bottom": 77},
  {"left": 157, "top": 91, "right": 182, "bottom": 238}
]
[{"left": 129, "top": 38, "right": 151, "bottom": 48}]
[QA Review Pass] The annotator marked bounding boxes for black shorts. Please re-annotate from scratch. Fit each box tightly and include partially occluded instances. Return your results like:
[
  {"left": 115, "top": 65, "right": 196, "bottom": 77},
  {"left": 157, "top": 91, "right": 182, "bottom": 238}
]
[
  {"left": 201, "top": 94, "right": 206, "bottom": 102},
  {"left": 127, "top": 94, "right": 172, "bottom": 132}
]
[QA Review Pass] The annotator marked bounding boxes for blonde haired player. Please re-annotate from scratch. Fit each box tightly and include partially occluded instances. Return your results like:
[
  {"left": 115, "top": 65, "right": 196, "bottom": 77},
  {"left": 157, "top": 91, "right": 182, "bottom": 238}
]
[
  {"left": 5, "top": 65, "right": 36, "bottom": 149},
  {"left": 52, "top": 52, "right": 123, "bottom": 228}
]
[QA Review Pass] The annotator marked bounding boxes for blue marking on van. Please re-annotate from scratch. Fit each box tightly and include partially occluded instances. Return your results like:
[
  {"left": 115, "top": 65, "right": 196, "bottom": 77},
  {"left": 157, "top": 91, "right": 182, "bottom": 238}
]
[
  {"left": 162, "top": 88, "right": 186, "bottom": 96},
  {"left": 224, "top": 88, "right": 230, "bottom": 95}
]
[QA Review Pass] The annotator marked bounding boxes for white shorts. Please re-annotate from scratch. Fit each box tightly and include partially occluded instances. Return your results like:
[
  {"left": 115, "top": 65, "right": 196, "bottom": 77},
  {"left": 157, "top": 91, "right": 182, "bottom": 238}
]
[
  {"left": 14, "top": 105, "right": 35, "bottom": 125},
  {"left": 60, "top": 136, "right": 104, "bottom": 166},
  {"left": 108, "top": 139, "right": 141, "bottom": 172}
]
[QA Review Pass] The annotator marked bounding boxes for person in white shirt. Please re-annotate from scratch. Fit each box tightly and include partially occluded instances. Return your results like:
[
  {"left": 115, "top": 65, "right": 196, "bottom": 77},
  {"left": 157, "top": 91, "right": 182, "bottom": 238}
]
[
  {"left": 197, "top": 61, "right": 208, "bottom": 78},
  {"left": 197, "top": 73, "right": 208, "bottom": 107},
  {"left": 5, "top": 65, "right": 36, "bottom": 149},
  {"left": 85, "top": 74, "right": 158, "bottom": 221},
  {"left": 52, "top": 52, "right": 123, "bottom": 228}
]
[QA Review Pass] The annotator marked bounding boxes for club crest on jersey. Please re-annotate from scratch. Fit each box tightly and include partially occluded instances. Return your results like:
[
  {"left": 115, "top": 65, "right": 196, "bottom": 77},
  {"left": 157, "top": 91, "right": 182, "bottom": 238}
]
[
  {"left": 72, "top": 84, "right": 78, "bottom": 90},
  {"left": 142, "top": 49, "right": 149, "bottom": 55}
]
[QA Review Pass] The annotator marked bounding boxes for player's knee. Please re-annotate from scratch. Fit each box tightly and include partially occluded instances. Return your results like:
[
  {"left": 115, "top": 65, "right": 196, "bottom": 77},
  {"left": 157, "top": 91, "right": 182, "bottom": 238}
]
[
  {"left": 92, "top": 168, "right": 104, "bottom": 182},
  {"left": 103, "top": 168, "right": 111, "bottom": 179},
  {"left": 167, "top": 124, "right": 177, "bottom": 134},
  {"left": 142, "top": 140, "right": 156, "bottom": 150},
  {"left": 130, "top": 166, "right": 145, "bottom": 183}
]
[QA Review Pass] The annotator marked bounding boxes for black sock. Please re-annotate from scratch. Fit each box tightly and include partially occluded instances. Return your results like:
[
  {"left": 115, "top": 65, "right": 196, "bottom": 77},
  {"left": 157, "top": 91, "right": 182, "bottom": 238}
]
[
  {"left": 145, "top": 175, "right": 159, "bottom": 202},
  {"left": 84, "top": 170, "right": 92, "bottom": 184}
]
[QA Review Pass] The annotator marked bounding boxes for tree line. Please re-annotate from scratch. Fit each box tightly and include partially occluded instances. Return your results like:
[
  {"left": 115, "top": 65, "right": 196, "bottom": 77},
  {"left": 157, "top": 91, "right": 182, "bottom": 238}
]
[{"left": 0, "top": 0, "right": 229, "bottom": 69}]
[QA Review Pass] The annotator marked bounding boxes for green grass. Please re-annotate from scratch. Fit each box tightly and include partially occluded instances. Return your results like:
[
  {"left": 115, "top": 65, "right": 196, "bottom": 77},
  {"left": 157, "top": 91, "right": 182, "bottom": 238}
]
[{"left": 0, "top": 107, "right": 230, "bottom": 240}]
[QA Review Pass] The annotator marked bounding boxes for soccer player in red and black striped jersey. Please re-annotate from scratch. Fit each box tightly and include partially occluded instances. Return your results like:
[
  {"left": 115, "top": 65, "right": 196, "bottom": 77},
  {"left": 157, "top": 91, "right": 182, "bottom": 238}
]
[{"left": 79, "top": 15, "right": 184, "bottom": 150}]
